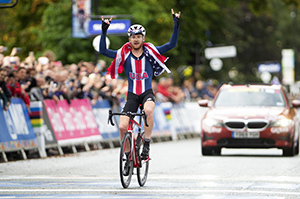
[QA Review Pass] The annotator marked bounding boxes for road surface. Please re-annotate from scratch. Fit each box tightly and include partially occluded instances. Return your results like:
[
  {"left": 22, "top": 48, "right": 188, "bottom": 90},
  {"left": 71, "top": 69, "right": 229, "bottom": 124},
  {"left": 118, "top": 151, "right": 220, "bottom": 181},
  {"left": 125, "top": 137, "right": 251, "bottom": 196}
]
[{"left": 1, "top": 138, "right": 300, "bottom": 198}]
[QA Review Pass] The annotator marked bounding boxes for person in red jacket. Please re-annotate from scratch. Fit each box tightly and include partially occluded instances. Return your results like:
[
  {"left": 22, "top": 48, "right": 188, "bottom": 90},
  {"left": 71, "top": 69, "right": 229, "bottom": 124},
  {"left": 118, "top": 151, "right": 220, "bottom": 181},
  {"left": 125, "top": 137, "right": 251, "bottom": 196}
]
[{"left": 6, "top": 72, "right": 30, "bottom": 112}]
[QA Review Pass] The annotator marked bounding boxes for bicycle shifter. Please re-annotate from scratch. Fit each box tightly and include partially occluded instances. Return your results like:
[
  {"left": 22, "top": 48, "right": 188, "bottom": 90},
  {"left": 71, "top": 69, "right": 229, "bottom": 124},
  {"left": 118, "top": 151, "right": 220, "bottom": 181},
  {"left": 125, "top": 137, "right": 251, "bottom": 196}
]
[
  {"left": 142, "top": 110, "right": 149, "bottom": 127},
  {"left": 108, "top": 110, "right": 115, "bottom": 126}
]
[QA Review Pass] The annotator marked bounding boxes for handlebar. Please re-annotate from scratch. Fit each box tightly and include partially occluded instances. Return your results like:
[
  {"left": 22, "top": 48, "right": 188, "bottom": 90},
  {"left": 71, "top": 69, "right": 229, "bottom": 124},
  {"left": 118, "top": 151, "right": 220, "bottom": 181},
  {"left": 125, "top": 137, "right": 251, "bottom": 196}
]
[{"left": 108, "top": 110, "right": 149, "bottom": 127}]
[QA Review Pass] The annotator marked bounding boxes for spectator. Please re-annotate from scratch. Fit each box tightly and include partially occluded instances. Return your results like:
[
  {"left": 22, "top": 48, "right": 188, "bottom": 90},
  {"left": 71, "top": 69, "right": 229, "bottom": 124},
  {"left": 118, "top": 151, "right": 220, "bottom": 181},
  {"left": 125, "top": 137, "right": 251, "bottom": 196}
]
[
  {"left": 157, "top": 77, "right": 170, "bottom": 102},
  {"left": 0, "top": 54, "right": 4, "bottom": 68},
  {"left": 192, "top": 80, "right": 211, "bottom": 100},
  {"left": 95, "top": 59, "right": 106, "bottom": 73},
  {"left": 2, "top": 47, "right": 21, "bottom": 70},
  {"left": 53, "top": 82, "right": 71, "bottom": 104},
  {"left": 182, "top": 79, "right": 195, "bottom": 101},
  {"left": 2, "top": 66, "right": 11, "bottom": 81},
  {"left": 25, "top": 68, "right": 38, "bottom": 92},
  {"left": 97, "top": 74, "right": 119, "bottom": 107},
  {"left": 157, "top": 77, "right": 185, "bottom": 103},
  {"left": 6, "top": 72, "right": 31, "bottom": 112},
  {"left": 0, "top": 68, "right": 11, "bottom": 110},
  {"left": 169, "top": 85, "right": 185, "bottom": 103},
  {"left": 16, "top": 67, "right": 29, "bottom": 87},
  {"left": 206, "top": 79, "right": 219, "bottom": 99},
  {"left": 1, "top": 46, "right": 226, "bottom": 108},
  {"left": 0, "top": 87, "right": 8, "bottom": 111},
  {"left": 151, "top": 80, "right": 158, "bottom": 96},
  {"left": 29, "top": 74, "right": 45, "bottom": 101}
]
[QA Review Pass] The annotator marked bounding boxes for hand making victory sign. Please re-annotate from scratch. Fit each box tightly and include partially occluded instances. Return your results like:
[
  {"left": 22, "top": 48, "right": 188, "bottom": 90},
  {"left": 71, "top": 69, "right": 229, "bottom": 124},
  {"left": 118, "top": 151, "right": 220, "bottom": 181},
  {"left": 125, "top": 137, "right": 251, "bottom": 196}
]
[
  {"left": 171, "top": 8, "right": 181, "bottom": 19},
  {"left": 102, "top": 8, "right": 180, "bottom": 30},
  {"left": 101, "top": 15, "right": 113, "bottom": 32}
]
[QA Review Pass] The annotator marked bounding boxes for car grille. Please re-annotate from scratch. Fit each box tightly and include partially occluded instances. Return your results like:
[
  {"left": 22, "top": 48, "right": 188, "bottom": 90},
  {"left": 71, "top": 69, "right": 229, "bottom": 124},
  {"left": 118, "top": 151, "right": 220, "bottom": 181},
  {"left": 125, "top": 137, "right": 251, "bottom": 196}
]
[
  {"left": 217, "top": 138, "right": 275, "bottom": 148},
  {"left": 225, "top": 122, "right": 245, "bottom": 128},
  {"left": 224, "top": 120, "right": 269, "bottom": 131}
]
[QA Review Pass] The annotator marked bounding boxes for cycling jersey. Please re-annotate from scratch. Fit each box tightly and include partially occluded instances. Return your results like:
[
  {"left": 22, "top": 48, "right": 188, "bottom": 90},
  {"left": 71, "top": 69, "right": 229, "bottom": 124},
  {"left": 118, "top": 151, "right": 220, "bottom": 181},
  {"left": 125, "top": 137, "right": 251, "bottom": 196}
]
[
  {"left": 125, "top": 52, "right": 153, "bottom": 95},
  {"left": 100, "top": 19, "right": 179, "bottom": 96}
]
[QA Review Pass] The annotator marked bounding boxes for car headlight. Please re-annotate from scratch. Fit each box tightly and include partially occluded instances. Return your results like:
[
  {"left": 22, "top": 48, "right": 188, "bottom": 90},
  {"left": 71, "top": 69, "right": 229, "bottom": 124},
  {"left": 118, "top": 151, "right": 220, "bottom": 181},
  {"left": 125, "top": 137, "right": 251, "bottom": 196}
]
[
  {"left": 203, "top": 118, "right": 223, "bottom": 127},
  {"left": 270, "top": 118, "right": 293, "bottom": 127}
]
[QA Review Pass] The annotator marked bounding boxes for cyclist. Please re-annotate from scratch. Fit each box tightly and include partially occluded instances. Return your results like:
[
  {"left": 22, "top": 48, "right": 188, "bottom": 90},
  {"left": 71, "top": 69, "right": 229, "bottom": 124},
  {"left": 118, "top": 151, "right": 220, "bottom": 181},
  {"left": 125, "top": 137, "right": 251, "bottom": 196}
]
[{"left": 100, "top": 9, "right": 180, "bottom": 160}]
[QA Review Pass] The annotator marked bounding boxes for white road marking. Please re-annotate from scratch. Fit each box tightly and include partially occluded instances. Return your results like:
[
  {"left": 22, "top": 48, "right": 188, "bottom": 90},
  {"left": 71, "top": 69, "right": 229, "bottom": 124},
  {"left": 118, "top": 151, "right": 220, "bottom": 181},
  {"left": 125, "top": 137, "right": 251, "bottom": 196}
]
[
  {"left": 2, "top": 174, "right": 300, "bottom": 182},
  {"left": 0, "top": 188, "right": 300, "bottom": 195},
  {"left": 1, "top": 175, "right": 300, "bottom": 198}
]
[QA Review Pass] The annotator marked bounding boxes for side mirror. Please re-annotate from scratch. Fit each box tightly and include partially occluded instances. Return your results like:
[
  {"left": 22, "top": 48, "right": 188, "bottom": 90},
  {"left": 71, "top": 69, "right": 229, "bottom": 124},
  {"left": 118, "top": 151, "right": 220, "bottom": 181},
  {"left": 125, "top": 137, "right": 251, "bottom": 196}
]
[
  {"left": 291, "top": 99, "right": 300, "bottom": 108},
  {"left": 198, "top": 99, "right": 209, "bottom": 107}
]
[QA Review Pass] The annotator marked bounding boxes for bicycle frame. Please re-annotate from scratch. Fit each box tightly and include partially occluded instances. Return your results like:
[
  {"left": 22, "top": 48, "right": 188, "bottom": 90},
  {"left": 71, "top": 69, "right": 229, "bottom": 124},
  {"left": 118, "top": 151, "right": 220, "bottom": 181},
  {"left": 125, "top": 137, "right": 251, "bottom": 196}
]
[
  {"left": 127, "top": 117, "right": 144, "bottom": 168},
  {"left": 108, "top": 109, "right": 150, "bottom": 188}
]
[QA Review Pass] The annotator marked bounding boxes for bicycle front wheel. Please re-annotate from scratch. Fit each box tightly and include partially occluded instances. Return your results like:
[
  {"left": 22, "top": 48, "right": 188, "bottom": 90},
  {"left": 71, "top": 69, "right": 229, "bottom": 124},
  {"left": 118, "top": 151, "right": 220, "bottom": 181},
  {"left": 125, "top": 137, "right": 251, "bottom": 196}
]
[
  {"left": 119, "top": 132, "right": 133, "bottom": 188},
  {"left": 136, "top": 132, "right": 149, "bottom": 187}
]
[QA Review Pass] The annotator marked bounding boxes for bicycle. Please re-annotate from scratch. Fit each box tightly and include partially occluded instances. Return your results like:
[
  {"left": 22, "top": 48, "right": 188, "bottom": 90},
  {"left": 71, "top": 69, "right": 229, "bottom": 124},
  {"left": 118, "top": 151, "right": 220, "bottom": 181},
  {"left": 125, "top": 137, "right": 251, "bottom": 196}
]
[{"left": 108, "top": 108, "right": 150, "bottom": 188}]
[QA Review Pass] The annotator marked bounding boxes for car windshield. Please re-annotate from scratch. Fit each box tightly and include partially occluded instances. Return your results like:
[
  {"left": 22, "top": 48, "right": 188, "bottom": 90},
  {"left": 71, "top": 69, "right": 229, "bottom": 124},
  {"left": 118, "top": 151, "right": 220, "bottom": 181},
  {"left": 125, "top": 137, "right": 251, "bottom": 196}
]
[{"left": 214, "top": 87, "right": 286, "bottom": 107}]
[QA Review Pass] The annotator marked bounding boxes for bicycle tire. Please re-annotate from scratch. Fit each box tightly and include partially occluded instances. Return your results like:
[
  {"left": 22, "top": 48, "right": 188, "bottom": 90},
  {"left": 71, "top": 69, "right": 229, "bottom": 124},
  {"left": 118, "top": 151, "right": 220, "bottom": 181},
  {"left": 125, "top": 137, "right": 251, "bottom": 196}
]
[
  {"left": 136, "top": 132, "right": 149, "bottom": 187},
  {"left": 119, "top": 132, "right": 133, "bottom": 188}
]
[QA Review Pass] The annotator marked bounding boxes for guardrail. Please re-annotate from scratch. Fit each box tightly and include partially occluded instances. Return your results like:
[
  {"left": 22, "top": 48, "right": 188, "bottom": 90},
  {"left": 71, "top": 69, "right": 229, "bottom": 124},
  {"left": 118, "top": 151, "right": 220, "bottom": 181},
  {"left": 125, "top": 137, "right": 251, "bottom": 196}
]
[{"left": 0, "top": 99, "right": 206, "bottom": 162}]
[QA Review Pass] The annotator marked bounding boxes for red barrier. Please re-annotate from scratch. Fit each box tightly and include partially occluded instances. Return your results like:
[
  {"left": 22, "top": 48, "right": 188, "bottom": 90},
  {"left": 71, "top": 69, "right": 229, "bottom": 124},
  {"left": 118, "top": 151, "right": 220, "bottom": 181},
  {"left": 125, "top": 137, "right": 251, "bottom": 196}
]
[{"left": 43, "top": 99, "right": 101, "bottom": 146}]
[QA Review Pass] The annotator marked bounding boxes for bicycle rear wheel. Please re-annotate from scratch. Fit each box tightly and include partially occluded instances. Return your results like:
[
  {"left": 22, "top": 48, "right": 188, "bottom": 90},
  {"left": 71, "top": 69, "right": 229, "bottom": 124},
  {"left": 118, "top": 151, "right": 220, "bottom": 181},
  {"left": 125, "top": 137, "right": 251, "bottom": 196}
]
[
  {"left": 136, "top": 132, "right": 149, "bottom": 187},
  {"left": 119, "top": 132, "right": 133, "bottom": 188}
]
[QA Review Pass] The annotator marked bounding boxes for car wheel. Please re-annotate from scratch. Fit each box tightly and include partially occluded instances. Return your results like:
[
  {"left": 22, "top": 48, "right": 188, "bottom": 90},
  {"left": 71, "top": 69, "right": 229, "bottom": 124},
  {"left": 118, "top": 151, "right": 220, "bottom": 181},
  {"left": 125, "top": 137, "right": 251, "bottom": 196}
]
[
  {"left": 283, "top": 134, "right": 298, "bottom": 157},
  {"left": 283, "top": 147, "right": 294, "bottom": 156},
  {"left": 282, "top": 142, "right": 295, "bottom": 157},
  {"left": 202, "top": 146, "right": 221, "bottom": 156}
]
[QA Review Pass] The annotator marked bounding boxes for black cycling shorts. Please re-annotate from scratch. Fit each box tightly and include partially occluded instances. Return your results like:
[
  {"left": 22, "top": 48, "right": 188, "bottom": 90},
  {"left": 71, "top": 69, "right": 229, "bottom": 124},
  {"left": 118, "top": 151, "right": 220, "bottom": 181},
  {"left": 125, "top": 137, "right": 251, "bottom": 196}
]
[{"left": 122, "top": 89, "right": 155, "bottom": 113}]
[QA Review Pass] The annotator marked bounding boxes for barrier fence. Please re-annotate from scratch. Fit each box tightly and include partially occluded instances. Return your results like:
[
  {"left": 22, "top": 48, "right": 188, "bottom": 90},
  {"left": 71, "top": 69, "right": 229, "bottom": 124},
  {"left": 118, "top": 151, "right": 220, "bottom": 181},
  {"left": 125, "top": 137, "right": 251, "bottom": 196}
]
[{"left": 0, "top": 99, "right": 206, "bottom": 162}]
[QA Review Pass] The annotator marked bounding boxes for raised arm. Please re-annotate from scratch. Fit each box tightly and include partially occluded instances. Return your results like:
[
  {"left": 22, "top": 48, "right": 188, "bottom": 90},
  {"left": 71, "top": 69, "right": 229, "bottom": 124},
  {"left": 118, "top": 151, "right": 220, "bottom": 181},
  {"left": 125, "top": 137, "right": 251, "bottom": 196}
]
[
  {"left": 156, "top": 9, "right": 181, "bottom": 54},
  {"left": 99, "top": 16, "right": 117, "bottom": 59}
]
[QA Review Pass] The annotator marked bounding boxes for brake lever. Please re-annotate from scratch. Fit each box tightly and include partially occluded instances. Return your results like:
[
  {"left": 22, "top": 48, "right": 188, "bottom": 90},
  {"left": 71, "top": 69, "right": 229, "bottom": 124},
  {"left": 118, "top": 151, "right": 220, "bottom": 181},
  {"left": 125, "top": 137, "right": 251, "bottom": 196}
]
[
  {"left": 108, "top": 110, "right": 115, "bottom": 126},
  {"left": 142, "top": 110, "right": 149, "bottom": 127}
]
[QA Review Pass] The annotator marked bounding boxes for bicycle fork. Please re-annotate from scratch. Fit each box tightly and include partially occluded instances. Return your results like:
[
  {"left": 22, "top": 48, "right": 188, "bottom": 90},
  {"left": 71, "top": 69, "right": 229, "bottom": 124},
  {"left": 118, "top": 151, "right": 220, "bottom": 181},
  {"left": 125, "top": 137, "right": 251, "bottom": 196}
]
[{"left": 128, "top": 121, "right": 139, "bottom": 168}]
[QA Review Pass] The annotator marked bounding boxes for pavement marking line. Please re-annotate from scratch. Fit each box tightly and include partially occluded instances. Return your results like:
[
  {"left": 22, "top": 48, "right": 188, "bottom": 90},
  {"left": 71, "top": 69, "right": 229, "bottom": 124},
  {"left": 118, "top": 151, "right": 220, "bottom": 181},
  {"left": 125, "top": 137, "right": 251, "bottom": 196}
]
[
  {"left": 2, "top": 175, "right": 300, "bottom": 182},
  {"left": 0, "top": 197, "right": 103, "bottom": 199},
  {"left": 1, "top": 189, "right": 300, "bottom": 196}
]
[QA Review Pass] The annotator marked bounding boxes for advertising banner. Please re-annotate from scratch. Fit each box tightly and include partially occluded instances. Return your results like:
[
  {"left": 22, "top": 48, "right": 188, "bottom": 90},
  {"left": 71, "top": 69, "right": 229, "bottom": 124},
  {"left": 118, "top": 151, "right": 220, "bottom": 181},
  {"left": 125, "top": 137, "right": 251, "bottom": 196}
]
[
  {"left": 0, "top": 0, "right": 12, "bottom": 3},
  {"left": 92, "top": 100, "right": 119, "bottom": 139},
  {"left": 281, "top": 49, "right": 295, "bottom": 85},
  {"left": 30, "top": 101, "right": 43, "bottom": 130},
  {"left": 184, "top": 102, "right": 206, "bottom": 134},
  {"left": 30, "top": 101, "right": 47, "bottom": 157},
  {"left": 152, "top": 102, "right": 172, "bottom": 136},
  {"left": 43, "top": 99, "right": 101, "bottom": 146},
  {"left": 0, "top": 98, "right": 38, "bottom": 150},
  {"left": 88, "top": 19, "right": 131, "bottom": 35},
  {"left": 257, "top": 63, "right": 281, "bottom": 73},
  {"left": 72, "top": 0, "right": 91, "bottom": 38},
  {"left": 70, "top": 99, "right": 100, "bottom": 138},
  {"left": 171, "top": 103, "right": 194, "bottom": 134},
  {"left": 42, "top": 104, "right": 59, "bottom": 146}
]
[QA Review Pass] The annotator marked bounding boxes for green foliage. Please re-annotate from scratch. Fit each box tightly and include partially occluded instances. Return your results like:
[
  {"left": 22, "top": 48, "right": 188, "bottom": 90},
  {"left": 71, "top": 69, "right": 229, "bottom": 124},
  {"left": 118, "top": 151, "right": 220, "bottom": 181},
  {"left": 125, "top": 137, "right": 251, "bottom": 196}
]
[{"left": 0, "top": 0, "right": 299, "bottom": 84}]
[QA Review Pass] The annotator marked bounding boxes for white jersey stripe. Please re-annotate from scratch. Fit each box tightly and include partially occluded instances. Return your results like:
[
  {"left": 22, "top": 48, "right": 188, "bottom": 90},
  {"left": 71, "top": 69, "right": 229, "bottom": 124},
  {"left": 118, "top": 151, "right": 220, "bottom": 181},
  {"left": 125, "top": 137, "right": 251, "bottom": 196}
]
[
  {"left": 131, "top": 57, "right": 137, "bottom": 94},
  {"left": 141, "top": 57, "right": 145, "bottom": 93}
]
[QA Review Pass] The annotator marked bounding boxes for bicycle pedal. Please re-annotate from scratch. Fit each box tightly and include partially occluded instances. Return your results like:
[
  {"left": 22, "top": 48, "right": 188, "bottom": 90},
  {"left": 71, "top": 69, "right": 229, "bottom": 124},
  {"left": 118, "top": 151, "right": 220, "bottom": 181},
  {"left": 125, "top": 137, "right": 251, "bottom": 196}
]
[{"left": 144, "top": 157, "right": 151, "bottom": 162}]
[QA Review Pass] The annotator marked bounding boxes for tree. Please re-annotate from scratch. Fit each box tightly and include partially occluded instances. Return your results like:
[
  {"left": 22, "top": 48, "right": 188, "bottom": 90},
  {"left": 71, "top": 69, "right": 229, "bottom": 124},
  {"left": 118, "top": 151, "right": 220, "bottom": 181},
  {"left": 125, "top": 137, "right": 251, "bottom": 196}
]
[{"left": 1, "top": 0, "right": 299, "bottom": 84}]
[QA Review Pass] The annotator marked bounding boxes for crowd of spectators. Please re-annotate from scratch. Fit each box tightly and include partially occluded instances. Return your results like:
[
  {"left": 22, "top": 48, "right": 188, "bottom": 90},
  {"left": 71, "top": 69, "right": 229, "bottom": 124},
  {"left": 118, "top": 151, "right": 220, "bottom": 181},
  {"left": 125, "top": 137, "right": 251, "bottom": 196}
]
[{"left": 0, "top": 46, "right": 219, "bottom": 112}]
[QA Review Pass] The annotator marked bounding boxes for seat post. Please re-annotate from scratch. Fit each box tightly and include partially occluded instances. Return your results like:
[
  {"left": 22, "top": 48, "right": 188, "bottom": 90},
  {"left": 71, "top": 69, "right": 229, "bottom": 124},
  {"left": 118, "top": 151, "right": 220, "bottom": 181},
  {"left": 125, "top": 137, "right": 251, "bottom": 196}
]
[{"left": 139, "top": 105, "right": 143, "bottom": 133}]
